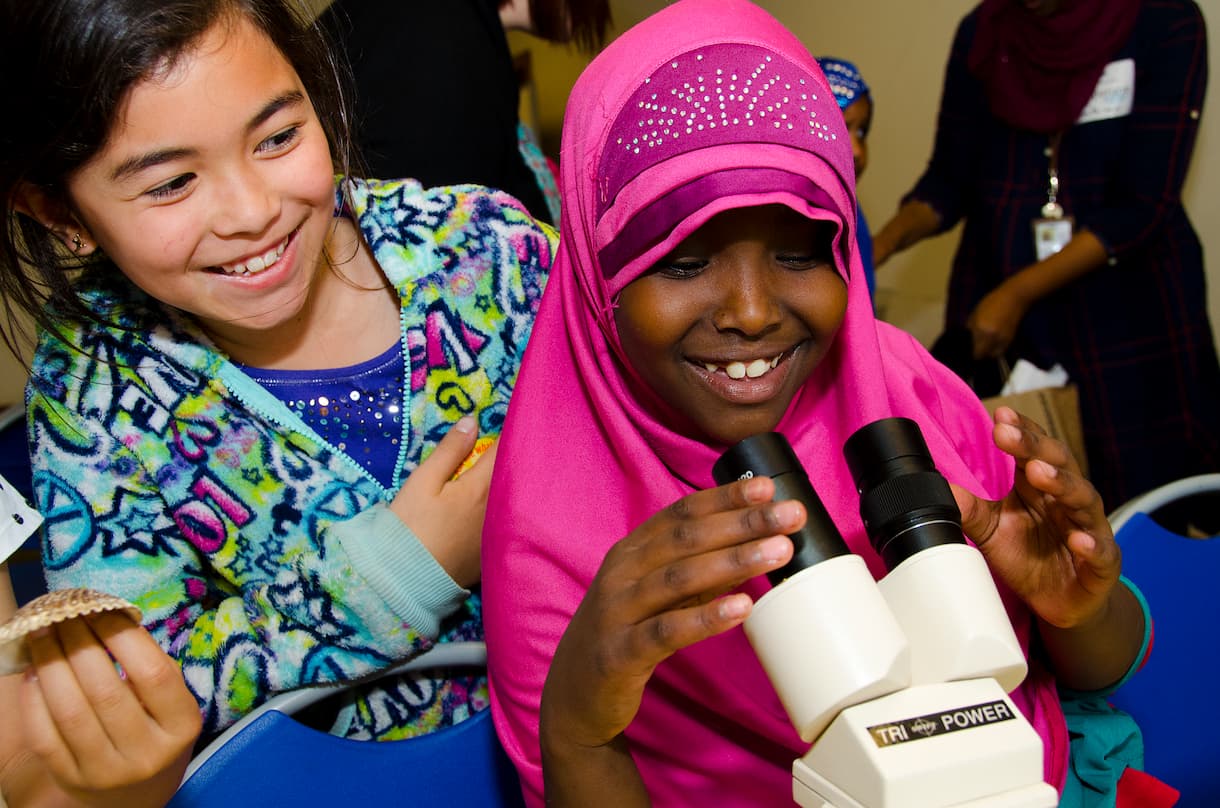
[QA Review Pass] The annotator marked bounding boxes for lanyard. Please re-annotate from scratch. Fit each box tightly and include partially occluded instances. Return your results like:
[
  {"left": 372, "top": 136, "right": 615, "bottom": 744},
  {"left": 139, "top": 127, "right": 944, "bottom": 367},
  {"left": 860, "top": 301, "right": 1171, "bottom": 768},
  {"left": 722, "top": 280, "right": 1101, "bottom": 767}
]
[{"left": 1041, "top": 132, "right": 1064, "bottom": 219}]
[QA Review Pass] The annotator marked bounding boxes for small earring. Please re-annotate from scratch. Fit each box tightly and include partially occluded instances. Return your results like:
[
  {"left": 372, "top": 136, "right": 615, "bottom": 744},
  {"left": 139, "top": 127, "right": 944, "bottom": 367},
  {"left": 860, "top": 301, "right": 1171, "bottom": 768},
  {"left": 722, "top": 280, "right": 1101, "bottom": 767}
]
[{"left": 70, "top": 233, "right": 84, "bottom": 253}]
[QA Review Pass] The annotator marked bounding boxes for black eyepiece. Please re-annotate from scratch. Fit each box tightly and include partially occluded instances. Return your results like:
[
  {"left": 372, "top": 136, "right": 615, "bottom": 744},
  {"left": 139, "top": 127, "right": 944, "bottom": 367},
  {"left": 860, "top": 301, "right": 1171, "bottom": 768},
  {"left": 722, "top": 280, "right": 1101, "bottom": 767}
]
[
  {"left": 713, "top": 432, "right": 850, "bottom": 585},
  {"left": 843, "top": 417, "right": 964, "bottom": 570}
]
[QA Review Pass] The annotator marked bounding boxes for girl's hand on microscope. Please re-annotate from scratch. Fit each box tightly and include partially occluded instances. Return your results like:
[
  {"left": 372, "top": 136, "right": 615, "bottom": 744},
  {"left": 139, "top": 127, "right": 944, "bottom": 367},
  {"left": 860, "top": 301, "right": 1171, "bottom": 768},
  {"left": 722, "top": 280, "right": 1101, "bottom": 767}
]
[
  {"left": 952, "top": 406, "right": 1146, "bottom": 692},
  {"left": 950, "top": 406, "right": 1120, "bottom": 630},
  {"left": 540, "top": 475, "right": 797, "bottom": 758}
]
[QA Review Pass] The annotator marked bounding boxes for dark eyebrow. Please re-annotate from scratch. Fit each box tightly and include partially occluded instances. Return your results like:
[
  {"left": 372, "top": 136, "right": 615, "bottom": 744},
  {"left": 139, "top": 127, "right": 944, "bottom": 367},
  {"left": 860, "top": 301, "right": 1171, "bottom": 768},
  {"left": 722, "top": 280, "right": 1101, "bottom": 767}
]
[
  {"left": 246, "top": 90, "right": 305, "bottom": 135},
  {"left": 109, "top": 90, "right": 306, "bottom": 183},
  {"left": 110, "top": 147, "right": 194, "bottom": 183}
]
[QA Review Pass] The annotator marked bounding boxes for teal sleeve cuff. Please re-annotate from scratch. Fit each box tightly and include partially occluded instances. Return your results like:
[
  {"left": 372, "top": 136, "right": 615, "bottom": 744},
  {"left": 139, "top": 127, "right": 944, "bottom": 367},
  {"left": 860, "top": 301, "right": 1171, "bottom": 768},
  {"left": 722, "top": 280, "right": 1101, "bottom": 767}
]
[
  {"left": 1061, "top": 575, "right": 1152, "bottom": 700},
  {"left": 333, "top": 506, "right": 470, "bottom": 640}
]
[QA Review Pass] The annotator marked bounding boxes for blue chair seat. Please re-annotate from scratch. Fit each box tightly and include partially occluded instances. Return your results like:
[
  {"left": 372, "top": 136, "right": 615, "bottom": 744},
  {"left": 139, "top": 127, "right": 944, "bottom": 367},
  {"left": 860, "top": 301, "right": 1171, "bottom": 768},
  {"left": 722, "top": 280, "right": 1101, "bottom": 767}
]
[{"left": 1106, "top": 479, "right": 1220, "bottom": 806}]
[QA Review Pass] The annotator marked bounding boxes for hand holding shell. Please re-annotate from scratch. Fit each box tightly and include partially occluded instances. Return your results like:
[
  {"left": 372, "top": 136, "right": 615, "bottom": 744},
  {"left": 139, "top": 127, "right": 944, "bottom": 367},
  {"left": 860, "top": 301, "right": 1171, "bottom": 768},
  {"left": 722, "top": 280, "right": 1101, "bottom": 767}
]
[{"left": 0, "top": 588, "right": 142, "bottom": 675}]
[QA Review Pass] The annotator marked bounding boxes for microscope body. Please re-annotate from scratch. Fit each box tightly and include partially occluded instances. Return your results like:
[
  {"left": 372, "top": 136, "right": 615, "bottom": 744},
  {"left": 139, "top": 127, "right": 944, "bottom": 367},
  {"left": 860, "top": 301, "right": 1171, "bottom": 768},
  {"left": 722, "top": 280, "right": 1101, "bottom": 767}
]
[
  {"left": 765, "top": 545, "right": 1056, "bottom": 808},
  {"left": 713, "top": 421, "right": 1058, "bottom": 808}
]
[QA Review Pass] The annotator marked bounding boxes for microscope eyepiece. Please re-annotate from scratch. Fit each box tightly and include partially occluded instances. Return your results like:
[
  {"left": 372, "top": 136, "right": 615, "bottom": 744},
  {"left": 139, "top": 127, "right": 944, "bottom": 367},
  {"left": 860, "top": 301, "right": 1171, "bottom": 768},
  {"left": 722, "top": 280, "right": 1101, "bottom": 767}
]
[
  {"left": 714, "top": 432, "right": 850, "bottom": 585},
  {"left": 843, "top": 417, "right": 964, "bottom": 570},
  {"left": 720, "top": 422, "right": 1030, "bottom": 758}
]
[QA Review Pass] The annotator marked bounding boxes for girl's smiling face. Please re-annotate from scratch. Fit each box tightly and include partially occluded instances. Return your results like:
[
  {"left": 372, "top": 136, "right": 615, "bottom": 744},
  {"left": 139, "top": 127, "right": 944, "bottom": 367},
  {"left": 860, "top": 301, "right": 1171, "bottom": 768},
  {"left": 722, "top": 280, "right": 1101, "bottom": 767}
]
[
  {"left": 614, "top": 204, "right": 848, "bottom": 446},
  {"left": 63, "top": 14, "right": 338, "bottom": 348}
]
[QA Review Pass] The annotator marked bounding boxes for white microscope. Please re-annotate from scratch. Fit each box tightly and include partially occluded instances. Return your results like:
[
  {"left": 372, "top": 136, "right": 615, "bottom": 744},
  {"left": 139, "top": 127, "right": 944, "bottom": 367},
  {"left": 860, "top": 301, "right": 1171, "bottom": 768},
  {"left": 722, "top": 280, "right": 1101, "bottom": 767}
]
[{"left": 713, "top": 419, "right": 1059, "bottom": 808}]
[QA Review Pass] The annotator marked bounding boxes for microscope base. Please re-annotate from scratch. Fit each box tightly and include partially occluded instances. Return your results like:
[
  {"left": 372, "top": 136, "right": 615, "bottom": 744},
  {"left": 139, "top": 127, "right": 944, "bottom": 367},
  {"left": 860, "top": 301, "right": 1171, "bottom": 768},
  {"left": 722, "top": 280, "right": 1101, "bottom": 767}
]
[
  {"left": 791, "top": 679, "right": 1059, "bottom": 808},
  {"left": 794, "top": 777, "right": 1057, "bottom": 808}
]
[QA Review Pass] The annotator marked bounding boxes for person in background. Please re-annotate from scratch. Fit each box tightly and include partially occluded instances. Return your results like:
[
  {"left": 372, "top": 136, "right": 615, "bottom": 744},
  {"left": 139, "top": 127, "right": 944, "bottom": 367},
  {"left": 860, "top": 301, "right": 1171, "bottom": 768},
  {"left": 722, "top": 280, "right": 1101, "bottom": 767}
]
[
  {"left": 1, "top": 0, "right": 554, "bottom": 747},
  {"left": 0, "top": 473, "right": 201, "bottom": 808},
  {"left": 871, "top": 0, "right": 1220, "bottom": 508},
  {"left": 318, "top": 0, "right": 612, "bottom": 226},
  {"left": 482, "top": 1, "right": 1155, "bottom": 804},
  {"left": 817, "top": 56, "right": 876, "bottom": 301}
]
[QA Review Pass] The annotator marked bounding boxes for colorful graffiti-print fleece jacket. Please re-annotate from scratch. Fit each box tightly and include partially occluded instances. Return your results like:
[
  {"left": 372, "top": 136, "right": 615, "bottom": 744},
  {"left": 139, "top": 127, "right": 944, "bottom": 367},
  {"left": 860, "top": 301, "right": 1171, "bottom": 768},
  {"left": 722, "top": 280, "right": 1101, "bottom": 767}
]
[{"left": 27, "top": 178, "right": 555, "bottom": 738}]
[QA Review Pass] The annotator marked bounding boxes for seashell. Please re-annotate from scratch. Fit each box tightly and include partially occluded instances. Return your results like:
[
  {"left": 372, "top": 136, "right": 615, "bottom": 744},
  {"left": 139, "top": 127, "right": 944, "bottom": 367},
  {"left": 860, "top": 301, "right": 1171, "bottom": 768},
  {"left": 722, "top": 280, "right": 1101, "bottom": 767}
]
[{"left": 0, "top": 588, "right": 142, "bottom": 676}]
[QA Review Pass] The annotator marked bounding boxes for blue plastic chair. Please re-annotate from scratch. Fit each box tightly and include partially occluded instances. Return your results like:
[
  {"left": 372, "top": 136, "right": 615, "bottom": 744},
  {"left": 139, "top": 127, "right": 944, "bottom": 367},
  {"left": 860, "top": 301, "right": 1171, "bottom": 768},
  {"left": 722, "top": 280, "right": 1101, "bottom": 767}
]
[
  {"left": 168, "top": 641, "right": 525, "bottom": 807},
  {"left": 1106, "top": 475, "right": 1220, "bottom": 806}
]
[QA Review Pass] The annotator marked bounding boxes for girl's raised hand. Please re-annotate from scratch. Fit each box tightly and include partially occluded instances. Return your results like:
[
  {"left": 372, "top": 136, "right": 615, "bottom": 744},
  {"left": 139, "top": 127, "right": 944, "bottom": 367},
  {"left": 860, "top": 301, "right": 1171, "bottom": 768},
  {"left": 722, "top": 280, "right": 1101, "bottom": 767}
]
[
  {"left": 539, "top": 475, "right": 798, "bottom": 795},
  {"left": 391, "top": 416, "right": 497, "bottom": 589},
  {"left": 20, "top": 612, "right": 202, "bottom": 808},
  {"left": 950, "top": 406, "right": 1120, "bottom": 630}
]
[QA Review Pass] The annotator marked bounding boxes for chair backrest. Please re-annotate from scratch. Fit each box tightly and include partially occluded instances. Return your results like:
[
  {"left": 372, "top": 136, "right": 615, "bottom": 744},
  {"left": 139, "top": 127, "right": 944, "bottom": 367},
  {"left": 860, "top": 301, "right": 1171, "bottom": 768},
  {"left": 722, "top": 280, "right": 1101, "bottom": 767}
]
[
  {"left": 1107, "top": 473, "right": 1220, "bottom": 535},
  {"left": 168, "top": 642, "right": 525, "bottom": 808},
  {"left": 1105, "top": 476, "right": 1220, "bottom": 807}
]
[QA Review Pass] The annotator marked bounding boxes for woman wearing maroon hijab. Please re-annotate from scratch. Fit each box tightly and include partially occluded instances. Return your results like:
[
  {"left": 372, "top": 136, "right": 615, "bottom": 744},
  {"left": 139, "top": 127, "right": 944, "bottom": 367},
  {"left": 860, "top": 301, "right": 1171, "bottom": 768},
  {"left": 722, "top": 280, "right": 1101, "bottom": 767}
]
[
  {"left": 873, "top": 0, "right": 1220, "bottom": 512},
  {"left": 968, "top": 0, "right": 1141, "bottom": 133}
]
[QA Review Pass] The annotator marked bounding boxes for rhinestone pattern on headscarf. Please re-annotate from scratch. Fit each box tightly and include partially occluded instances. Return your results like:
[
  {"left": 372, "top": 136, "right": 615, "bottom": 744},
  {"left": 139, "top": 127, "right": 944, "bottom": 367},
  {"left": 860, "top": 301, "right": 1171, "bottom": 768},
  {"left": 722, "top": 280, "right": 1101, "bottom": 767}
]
[{"left": 598, "top": 43, "right": 848, "bottom": 221}]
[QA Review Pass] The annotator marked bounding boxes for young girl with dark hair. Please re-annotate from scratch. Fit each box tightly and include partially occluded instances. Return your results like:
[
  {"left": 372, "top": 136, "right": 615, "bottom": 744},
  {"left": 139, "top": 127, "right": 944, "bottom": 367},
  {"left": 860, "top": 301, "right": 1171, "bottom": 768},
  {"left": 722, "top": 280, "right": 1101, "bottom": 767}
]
[{"left": 1, "top": 0, "right": 554, "bottom": 751}]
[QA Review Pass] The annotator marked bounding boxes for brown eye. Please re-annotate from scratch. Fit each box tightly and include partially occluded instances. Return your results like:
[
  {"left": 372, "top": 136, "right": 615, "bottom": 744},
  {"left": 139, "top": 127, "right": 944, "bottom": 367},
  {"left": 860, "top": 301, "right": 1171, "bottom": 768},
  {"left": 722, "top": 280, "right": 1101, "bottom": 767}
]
[
  {"left": 655, "top": 259, "right": 708, "bottom": 279},
  {"left": 777, "top": 254, "right": 826, "bottom": 270},
  {"left": 146, "top": 174, "right": 195, "bottom": 200},
  {"left": 256, "top": 125, "right": 301, "bottom": 154}
]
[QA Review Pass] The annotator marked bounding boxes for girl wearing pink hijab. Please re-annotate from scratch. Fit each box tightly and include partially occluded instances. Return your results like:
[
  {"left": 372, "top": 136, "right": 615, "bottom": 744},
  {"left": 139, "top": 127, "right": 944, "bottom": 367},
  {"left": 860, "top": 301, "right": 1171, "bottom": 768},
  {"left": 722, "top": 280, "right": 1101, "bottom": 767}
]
[{"left": 482, "top": 1, "right": 1151, "bottom": 805}]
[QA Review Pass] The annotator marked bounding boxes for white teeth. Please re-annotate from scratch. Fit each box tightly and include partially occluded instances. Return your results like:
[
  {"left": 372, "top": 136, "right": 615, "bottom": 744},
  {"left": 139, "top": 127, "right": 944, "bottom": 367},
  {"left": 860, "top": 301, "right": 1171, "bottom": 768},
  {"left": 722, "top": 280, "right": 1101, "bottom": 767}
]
[
  {"left": 745, "top": 359, "right": 771, "bottom": 378},
  {"left": 222, "top": 239, "right": 286, "bottom": 276},
  {"left": 704, "top": 353, "right": 783, "bottom": 379}
]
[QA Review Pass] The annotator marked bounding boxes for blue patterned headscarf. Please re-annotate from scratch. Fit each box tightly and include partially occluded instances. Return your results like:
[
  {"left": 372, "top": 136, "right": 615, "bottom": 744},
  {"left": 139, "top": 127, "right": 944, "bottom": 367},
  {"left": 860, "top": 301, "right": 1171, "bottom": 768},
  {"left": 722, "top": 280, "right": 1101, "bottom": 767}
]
[{"left": 817, "top": 56, "right": 870, "bottom": 110}]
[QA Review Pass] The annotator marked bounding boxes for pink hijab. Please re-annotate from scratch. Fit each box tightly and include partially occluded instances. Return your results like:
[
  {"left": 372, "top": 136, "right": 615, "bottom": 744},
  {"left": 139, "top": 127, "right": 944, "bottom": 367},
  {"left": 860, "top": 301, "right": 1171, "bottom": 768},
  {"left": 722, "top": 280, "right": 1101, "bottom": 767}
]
[{"left": 483, "top": 1, "right": 1066, "bottom": 803}]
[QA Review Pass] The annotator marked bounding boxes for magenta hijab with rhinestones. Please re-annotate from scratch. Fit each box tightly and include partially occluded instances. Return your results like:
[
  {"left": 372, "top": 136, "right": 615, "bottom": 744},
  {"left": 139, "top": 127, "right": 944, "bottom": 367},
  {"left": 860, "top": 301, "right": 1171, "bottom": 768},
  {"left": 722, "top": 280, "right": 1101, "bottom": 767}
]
[{"left": 483, "top": 1, "right": 1067, "bottom": 803}]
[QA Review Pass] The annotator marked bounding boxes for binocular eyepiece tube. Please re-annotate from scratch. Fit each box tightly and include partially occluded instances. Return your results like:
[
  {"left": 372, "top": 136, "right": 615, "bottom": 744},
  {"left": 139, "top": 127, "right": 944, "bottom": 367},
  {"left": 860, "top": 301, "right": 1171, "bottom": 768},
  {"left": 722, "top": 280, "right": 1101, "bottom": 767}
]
[
  {"left": 714, "top": 418, "right": 1028, "bottom": 743},
  {"left": 712, "top": 417, "right": 967, "bottom": 581},
  {"left": 843, "top": 416, "right": 965, "bottom": 572},
  {"left": 714, "top": 430, "right": 911, "bottom": 743},
  {"left": 712, "top": 433, "right": 850, "bottom": 585}
]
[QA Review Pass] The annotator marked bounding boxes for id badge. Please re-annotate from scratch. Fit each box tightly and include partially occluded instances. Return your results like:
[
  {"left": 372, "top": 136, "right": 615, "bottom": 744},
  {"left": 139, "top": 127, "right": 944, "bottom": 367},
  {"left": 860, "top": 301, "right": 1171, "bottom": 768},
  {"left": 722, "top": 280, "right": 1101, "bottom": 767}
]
[{"left": 1032, "top": 217, "right": 1073, "bottom": 261}]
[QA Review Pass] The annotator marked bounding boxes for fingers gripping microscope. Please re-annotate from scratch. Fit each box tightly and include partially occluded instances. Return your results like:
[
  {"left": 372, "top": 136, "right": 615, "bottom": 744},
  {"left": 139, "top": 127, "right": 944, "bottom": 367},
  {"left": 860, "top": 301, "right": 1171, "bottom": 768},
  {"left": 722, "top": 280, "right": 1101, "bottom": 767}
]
[{"left": 712, "top": 419, "right": 1059, "bottom": 808}]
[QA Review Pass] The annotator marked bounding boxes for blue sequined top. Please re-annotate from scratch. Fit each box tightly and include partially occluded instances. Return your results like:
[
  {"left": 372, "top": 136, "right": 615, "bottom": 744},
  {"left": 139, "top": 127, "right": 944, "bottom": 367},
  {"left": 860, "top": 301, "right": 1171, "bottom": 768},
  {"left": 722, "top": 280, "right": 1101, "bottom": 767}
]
[{"left": 238, "top": 341, "right": 405, "bottom": 489}]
